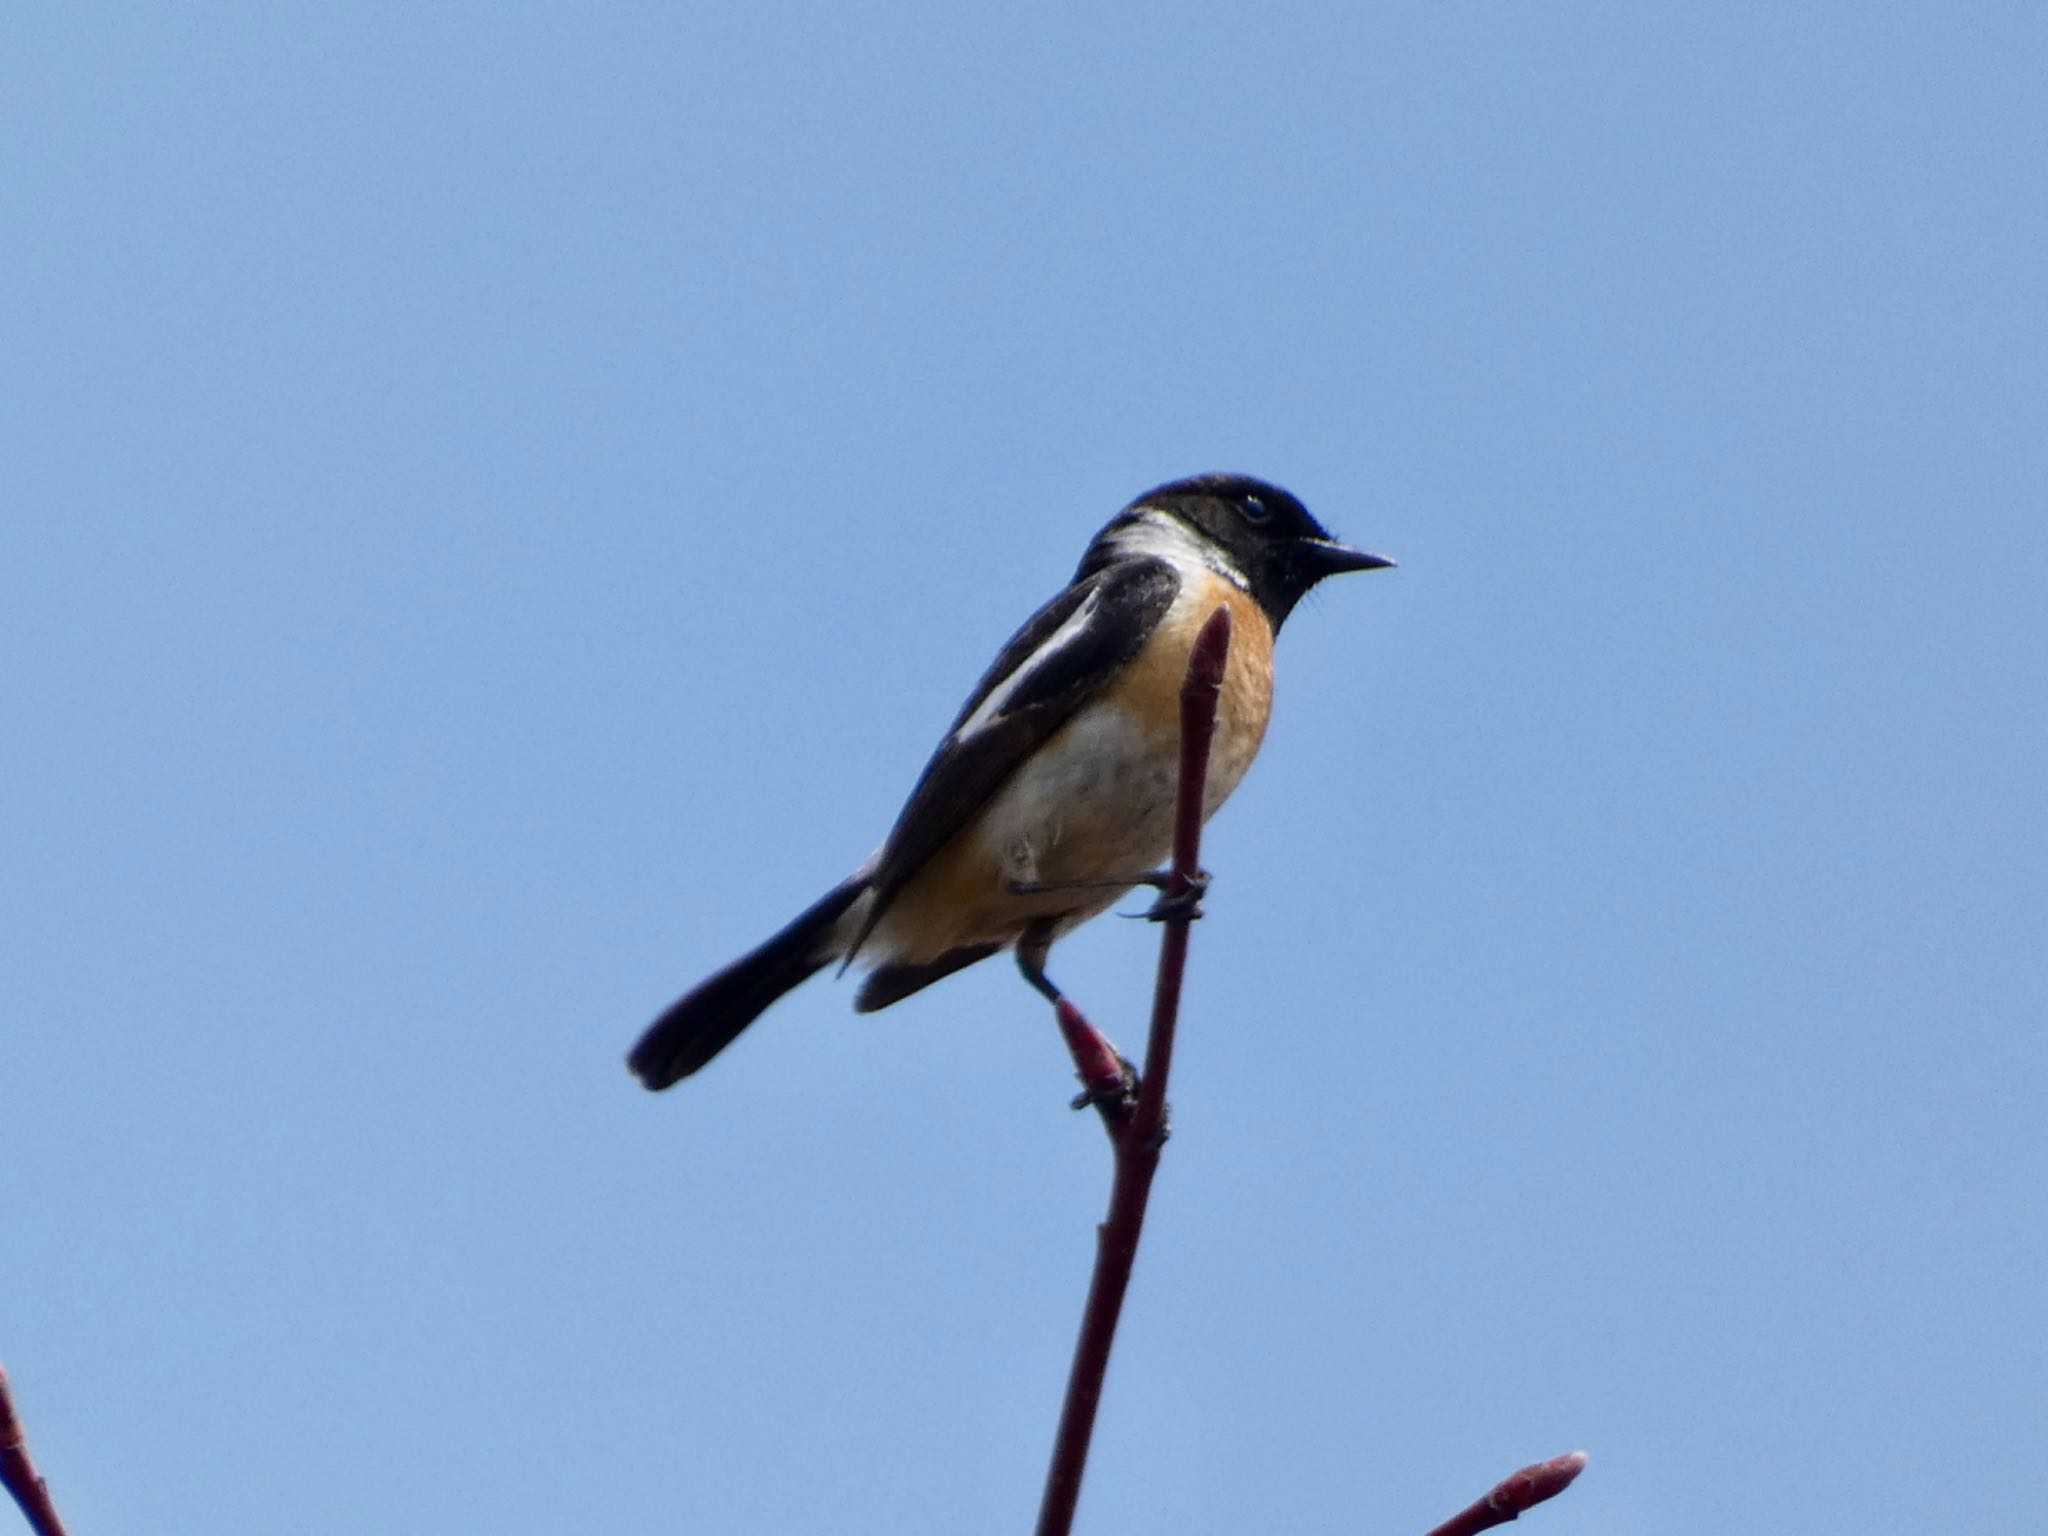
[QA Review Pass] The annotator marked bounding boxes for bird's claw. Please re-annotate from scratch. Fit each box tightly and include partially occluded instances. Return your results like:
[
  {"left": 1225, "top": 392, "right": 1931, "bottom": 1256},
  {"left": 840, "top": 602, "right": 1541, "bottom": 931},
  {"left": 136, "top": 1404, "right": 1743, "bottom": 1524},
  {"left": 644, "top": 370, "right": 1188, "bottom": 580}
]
[{"left": 1139, "top": 868, "right": 1210, "bottom": 923}]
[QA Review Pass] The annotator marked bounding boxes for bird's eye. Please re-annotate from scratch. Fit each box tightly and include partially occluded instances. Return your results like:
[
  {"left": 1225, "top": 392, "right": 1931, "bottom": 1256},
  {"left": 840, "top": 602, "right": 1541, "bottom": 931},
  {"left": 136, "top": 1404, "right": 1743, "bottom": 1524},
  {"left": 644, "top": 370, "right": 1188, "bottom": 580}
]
[{"left": 1240, "top": 495, "right": 1271, "bottom": 524}]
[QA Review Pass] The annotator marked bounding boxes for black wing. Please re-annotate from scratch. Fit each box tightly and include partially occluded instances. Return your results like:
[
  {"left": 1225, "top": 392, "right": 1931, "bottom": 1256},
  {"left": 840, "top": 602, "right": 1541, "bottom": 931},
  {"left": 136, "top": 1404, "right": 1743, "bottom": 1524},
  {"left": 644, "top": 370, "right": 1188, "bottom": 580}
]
[{"left": 844, "top": 557, "right": 1180, "bottom": 963}]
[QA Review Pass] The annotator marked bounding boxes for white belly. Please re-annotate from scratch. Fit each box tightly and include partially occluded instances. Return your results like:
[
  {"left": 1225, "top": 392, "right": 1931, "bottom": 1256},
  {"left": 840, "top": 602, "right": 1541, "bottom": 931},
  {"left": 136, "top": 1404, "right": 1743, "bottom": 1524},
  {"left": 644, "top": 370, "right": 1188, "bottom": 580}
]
[{"left": 975, "top": 697, "right": 1258, "bottom": 887}]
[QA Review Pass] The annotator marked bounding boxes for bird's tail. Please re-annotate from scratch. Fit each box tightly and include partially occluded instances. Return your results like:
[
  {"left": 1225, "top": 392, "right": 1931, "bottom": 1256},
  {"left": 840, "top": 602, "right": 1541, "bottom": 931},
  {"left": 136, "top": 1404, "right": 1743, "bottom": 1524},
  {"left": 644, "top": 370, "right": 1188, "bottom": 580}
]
[{"left": 627, "top": 878, "right": 867, "bottom": 1090}]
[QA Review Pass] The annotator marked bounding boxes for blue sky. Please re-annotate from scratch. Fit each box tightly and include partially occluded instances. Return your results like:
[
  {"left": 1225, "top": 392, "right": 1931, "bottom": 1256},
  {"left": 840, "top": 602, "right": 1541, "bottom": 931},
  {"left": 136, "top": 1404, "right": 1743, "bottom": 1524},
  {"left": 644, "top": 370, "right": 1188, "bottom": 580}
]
[{"left": 3, "top": 5, "right": 2043, "bottom": 1533}]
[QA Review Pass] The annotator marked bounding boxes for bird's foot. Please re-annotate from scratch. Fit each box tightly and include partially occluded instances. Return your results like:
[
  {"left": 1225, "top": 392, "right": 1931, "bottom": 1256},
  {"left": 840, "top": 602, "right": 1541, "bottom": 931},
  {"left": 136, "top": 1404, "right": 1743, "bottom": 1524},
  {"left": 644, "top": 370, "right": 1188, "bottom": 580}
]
[{"left": 1129, "top": 867, "right": 1210, "bottom": 923}]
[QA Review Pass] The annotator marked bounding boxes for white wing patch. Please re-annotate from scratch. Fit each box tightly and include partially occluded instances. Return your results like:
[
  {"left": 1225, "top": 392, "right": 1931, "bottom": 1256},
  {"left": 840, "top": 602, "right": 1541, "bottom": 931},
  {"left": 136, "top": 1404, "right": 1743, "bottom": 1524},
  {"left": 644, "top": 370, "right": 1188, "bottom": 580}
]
[{"left": 954, "top": 587, "right": 1103, "bottom": 740}]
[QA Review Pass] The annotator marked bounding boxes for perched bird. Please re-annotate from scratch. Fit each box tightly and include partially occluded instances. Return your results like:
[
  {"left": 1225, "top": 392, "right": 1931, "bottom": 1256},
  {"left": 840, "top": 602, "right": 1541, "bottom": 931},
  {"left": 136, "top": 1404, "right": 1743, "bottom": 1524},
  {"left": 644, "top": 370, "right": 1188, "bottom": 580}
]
[{"left": 628, "top": 473, "right": 1392, "bottom": 1089}]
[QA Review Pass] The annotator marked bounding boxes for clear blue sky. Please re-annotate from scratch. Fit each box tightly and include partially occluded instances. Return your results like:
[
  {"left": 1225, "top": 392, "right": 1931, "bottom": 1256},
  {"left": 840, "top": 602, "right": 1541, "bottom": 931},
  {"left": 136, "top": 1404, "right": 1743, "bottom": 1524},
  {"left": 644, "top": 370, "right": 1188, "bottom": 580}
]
[{"left": 4, "top": 6, "right": 2043, "bottom": 1533}]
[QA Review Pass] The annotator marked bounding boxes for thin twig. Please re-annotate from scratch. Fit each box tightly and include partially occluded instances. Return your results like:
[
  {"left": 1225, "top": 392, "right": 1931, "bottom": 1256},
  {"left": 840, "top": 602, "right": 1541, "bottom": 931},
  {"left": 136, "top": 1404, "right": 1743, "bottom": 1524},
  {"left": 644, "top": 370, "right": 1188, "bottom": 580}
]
[
  {"left": 1035, "top": 605, "right": 1233, "bottom": 1536},
  {"left": 1054, "top": 997, "right": 1137, "bottom": 1131},
  {"left": 0, "top": 1365, "right": 71, "bottom": 1536},
  {"left": 1421, "top": 1450, "right": 1588, "bottom": 1536}
]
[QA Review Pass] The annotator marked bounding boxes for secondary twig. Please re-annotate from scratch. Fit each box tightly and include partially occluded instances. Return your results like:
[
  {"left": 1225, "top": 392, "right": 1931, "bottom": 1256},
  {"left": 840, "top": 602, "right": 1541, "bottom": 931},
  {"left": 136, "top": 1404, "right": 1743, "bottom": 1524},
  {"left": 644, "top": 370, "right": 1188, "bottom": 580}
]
[
  {"left": 0, "top": 1364, "right": 70, "bottom": 1536},
  {"left": 1421, "top": 1450, "right": 1588, "bottom": 1536},
  {"left": 1053, "top": 997, "right": 1138, "bottom": 1129},
  {"left": 1034, "top": 605, "right": 1233, "bottom": 1536}
]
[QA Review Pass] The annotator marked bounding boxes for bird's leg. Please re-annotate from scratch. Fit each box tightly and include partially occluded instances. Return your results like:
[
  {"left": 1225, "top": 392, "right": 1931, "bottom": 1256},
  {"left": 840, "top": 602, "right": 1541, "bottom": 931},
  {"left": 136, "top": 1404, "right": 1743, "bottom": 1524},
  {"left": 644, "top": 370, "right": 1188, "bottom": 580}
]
[
  {"left": 1006, "top": 875, "right": 1136, "bottom": 898},
  {"left": 1007, "top": 868, "right": 1211, "bottom": 922},
  {"left": 1018, "top": 921, "right": 1139, "bottom": 1128},
  {"left": 1014, "top": 920, "right": 1065, "bottom": 1004}
]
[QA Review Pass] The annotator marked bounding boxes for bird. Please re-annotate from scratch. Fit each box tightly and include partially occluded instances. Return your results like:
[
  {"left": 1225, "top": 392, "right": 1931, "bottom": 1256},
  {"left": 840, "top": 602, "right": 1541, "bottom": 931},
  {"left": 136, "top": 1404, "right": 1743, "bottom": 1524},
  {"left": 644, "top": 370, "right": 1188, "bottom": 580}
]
[{"left": 627, "top": 472, "right": 1393, "bottom": 1090}]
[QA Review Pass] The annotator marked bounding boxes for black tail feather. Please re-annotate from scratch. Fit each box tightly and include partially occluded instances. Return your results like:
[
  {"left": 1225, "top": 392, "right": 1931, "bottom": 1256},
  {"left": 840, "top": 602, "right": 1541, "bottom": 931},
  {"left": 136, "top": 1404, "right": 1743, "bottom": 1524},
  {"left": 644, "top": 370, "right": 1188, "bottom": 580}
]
[{"left": 628, "top": 879, "right": 865, "bottom": 1090}]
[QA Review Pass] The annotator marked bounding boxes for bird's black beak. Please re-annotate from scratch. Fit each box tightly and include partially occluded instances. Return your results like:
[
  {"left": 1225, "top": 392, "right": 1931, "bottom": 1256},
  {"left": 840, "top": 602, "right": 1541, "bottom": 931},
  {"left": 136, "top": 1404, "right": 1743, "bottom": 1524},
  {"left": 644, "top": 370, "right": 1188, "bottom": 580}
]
[{"left": 1304, "top": 538, "right": 1396, "bottom": 575}]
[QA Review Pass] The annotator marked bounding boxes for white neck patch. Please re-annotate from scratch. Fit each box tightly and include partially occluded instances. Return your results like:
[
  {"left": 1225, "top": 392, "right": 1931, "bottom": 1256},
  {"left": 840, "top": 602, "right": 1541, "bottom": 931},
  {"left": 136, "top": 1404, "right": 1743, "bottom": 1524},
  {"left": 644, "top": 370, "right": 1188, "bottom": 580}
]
[{"left": 1101, "top": 510, "right": 1249, "bottom": 589}]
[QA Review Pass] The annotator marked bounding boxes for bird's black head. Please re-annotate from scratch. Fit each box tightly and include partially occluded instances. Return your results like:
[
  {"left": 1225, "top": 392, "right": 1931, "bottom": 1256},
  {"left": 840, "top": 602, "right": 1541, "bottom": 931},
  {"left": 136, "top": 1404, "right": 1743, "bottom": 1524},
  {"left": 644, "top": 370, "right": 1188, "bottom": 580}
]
[{"left": 1098, "top": 473, "right": 1394, "bottom": 629}]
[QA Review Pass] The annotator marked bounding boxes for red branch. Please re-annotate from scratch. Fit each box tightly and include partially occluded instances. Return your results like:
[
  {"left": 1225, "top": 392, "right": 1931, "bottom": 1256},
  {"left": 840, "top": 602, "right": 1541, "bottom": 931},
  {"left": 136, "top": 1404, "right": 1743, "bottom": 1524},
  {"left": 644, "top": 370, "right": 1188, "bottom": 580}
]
[
  {"left": 0, "top": 1365, "right": 70, "bottom": 1536},
  {"left": 1035, "top": 605, "right": 1233, "bottom": 1536},
  {"left": 1422, "top": 1450, "right": 1588, "bottom": 1536}
]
